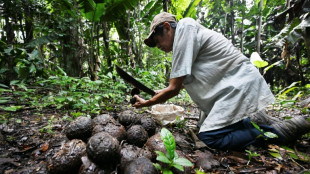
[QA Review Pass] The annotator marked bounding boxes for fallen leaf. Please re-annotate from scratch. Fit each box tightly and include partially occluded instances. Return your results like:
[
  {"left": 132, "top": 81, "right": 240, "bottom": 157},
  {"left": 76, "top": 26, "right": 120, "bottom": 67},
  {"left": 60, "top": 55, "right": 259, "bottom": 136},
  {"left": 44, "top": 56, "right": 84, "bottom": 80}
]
[
  {"left": 227, "top": 155, "right": 248, "bottom": 164},
  {"left": 274, "top": 163, "right": 282, "bottom": 172},
  {"left": 40, "top": 142, "right": 49, "bottom": 152}
]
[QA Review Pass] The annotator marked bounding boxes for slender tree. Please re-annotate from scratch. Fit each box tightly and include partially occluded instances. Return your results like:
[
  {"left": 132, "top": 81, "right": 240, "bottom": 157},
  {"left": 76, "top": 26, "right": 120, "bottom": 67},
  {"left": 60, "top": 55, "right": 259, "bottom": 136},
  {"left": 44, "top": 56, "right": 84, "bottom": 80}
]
[
  {"left": 240, "top": 0, "right": 245, "bottom": 53},
  {"left": 257, "top": 0, "right": 263, "bottom": 53},
  {"left": 230, "top": 0, "right": 235, "bottom": 45}
]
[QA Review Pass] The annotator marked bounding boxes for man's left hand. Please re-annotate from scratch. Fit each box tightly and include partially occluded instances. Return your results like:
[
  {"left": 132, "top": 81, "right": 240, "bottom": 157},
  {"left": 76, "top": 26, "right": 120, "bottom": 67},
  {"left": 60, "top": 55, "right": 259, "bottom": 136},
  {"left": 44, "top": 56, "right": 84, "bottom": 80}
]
[{"left": 132, "top": 95, "right": 147, "bottom": 108}]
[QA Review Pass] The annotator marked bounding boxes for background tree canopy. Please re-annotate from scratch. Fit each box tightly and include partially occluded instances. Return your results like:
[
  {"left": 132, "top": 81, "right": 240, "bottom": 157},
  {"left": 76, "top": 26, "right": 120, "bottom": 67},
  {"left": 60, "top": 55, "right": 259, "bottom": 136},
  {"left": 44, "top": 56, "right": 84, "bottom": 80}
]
[
  {"left": 1, "top": 1, "right": 310, "bottom": 173},
  {"left": 0, "top": 0, "right": 310, "bottom": 113}
]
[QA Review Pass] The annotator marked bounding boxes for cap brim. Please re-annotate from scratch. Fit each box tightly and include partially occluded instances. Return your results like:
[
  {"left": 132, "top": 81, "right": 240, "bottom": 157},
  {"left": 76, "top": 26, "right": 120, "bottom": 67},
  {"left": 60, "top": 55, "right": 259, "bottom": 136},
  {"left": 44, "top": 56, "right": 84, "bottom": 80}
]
[{"left": 144, "top": 31, "right": 156, "bottom": 47}]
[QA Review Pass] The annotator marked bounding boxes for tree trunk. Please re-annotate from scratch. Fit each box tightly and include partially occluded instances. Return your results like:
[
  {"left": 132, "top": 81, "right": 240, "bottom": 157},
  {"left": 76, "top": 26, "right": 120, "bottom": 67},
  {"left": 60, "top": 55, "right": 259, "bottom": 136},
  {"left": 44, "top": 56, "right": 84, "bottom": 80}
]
[
  {"left": 240, "top": 0, "right": 245, "bottom": 53},
  {"left": 102, "top": 22, "right": 112, "bottom": 73},
  {"left": 3, "top": 0, "right": 16, "bottom": 84},
  {"left": 257, "top": 0, "right": 263, "bottom": 53},
  {"left": 62, "top": 4, "right": 82, "bottom": 77},
  {"left": 62, "top": 27, "right": 81, "bottom": 77},
  {"left": 163, "top": 0, "right": 168, "bottom": 12},
  {"left": 230, "top": 0, "right": 235, "bottom": 45},
  {"left": 21, "top": 0, "right": 33, "bottom": 44},
  {"left": 114, "top": 15, "right": 130, "bottom": 66},
  {"left": 3, "top": 0, "right": 15, "bottom": 44},
  {"left": 295, "top": 41, "right": 305, "bottom": 85},
  {"left": 302, "top": 27, "right": 310, "bottom": 63},
  {"left": 127, "top": 11, "right": 135, "bottom": 68}
]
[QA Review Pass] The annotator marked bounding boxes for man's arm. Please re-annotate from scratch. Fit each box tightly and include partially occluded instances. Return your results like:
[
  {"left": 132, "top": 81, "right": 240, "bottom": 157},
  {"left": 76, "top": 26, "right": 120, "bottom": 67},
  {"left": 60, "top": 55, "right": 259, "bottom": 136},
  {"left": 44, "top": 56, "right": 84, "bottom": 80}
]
[{"left": 133, "top": 76, "right": 185, "bottom": 108}]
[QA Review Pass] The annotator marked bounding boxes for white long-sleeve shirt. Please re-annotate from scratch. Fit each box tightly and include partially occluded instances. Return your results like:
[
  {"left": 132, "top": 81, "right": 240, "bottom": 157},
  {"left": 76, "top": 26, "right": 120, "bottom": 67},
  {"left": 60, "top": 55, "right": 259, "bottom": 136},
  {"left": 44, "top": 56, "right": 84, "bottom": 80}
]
[{"left": 170, "top": 18, "right": 275, "bottom": 132}]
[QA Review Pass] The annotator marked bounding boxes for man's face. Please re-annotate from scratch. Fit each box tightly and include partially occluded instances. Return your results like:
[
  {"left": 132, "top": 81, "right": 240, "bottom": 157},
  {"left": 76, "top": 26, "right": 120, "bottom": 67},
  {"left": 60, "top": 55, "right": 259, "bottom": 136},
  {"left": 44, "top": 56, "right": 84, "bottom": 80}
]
[{"left": 153, "top": 22, "right": 174, "bottom": 53}]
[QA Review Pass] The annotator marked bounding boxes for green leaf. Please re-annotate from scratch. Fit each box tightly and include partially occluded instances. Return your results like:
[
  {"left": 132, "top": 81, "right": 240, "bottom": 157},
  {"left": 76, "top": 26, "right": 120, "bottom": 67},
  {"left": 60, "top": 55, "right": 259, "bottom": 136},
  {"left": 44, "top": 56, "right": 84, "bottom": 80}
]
[
  {"left": 263, "top": 61, "right": 282, "bottom": 75},
  {"left": 173, "top": 158, "right": 193, "bottom": 167},
  {"left": 0, "top": 100, "right": 9, "bottom": 104},
  {"left": 82, "top": 3, "right": 106, "bottom": 22},
  {"left": 264, "top": 132, "right": 278, "bottom": 138},
  {"left": 141, "top": 0, "right": 157, "bottom": 17},
  {"left": 0, "top": 83, "right": 9, "bottom": 88},
  {"left": 0, "top": 68, "right": 9, "bottom": 74},
  {"left": 1, "top": 106, "right": 23, "bottom": 112},
  {"left": 153, "top": 163, "right": 162, "bottom": 170},
  {"left": 56, "top": 65, "right": 67, "bottom": 76},
  {"left": 78, "top": 0, "right": 96, "bottom": 13},
  {"left": 271, "top": 18, "right": 300, "bottom": 45},
  {"left": 251, "top": 121, "right": 262, "bottom": 132},
  {"left": 160, "top": 128, "right": 176, "bottom": 160},
  {"left": 10, "top": 80, "right": 20, "bottom": 86},
  {"left": 287, "top": 152, "right": 298, "bottom": 159},
  {"left": 4, "top": 46, "right": 13, "bottom": 55},
  {"left": 174, "top": 151, "right": 178, "bottom": 159},
  {"left": 155, "top": 151, "right": 166, "bottom": 157},
  {"left": 101, "top": 0, "right": 139, "bottom": 21},
  {"left": 195, "top": 169, "right": 208, "bottom": 174},
  {"left": 16, "top": 119, "right": 22, "bottom": 123},
  {"left": 156, "top": 155, "right": 171, "bottom": 164},
  {"left": 269, "top": 152, "right": 282, "bottom": 158},
  {"left": 55, "top": 97, "right": 66, "bottom": 103},
  {"left": 183, "top": 0, "right": 202, "bottom": 18},
  {"left": 252, "top": 60, "right": 268, "bottom": 68},
  {"left": 29, "top": 64, "right": 36, "bottom": 73},
  {"left": 172, "top": 163, "right": 184, "bottom": 171},
  {"left": 162, "top": 169, "right": 173, "bottom": 174},
  {"left": 26, "top": 34, "right": 57, "bottom": 48},
  {"left": 142, "top": 0, "right": 161, "bottom": 20}
]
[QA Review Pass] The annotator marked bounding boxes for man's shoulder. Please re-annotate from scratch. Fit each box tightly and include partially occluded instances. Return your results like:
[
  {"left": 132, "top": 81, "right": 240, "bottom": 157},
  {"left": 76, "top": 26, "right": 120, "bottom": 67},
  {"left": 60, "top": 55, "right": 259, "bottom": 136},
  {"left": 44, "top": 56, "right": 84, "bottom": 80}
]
[{"left": 178, "top": 17, "right": 197, "bottom": 26}]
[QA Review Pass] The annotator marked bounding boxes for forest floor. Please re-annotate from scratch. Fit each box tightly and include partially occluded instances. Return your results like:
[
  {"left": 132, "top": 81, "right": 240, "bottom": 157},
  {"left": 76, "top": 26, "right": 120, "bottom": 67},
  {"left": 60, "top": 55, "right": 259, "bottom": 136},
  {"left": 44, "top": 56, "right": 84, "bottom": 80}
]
[{"left": 0, "top": 96, "right": 310, "bottom": 174}]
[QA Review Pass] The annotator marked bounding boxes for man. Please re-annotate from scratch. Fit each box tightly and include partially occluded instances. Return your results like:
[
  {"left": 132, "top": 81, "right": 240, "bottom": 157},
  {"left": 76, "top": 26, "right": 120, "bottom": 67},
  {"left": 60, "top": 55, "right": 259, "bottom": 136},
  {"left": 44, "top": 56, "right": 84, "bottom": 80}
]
[{"left": 133, "top": 12, "right": 310, "bottom": 150}]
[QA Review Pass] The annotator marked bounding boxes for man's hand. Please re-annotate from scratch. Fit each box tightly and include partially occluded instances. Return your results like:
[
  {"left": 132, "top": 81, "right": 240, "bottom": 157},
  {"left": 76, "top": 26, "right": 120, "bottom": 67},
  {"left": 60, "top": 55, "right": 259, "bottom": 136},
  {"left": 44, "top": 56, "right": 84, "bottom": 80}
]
[
  {"left": 132, "top": 76, "right": 185, "bottom": 108},
  {"left": 132, "top": 95, "right": 147, "bottom": 108}
]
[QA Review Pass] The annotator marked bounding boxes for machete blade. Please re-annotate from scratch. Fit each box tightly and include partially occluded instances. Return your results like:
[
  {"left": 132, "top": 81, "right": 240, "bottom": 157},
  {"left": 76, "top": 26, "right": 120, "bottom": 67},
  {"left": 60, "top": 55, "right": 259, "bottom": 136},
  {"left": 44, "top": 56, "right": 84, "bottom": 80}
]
[{"left": 115, "top": 65, "right": 155, "bottom": 96}]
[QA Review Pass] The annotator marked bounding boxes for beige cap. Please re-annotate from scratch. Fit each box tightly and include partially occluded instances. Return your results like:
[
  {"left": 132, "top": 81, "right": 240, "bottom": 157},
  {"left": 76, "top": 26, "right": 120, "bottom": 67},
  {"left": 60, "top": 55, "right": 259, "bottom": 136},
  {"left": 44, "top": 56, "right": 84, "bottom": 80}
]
[{"left": 144, "top": 12, "right": 176, "bottom": 47}]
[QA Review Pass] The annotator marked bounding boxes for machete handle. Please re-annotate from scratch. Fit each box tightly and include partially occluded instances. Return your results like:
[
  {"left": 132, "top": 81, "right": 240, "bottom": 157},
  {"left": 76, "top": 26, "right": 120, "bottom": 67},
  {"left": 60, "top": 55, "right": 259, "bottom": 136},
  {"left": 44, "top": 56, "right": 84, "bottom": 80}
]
[
  {"left": 130, "top": 97, "right": 136, "bottom": 105},
  {"left": 130, "top": 88, "right": 139, "bottom": 104},
  {"left": 130, "top": 87, "right": 140, "bottom": 96}
]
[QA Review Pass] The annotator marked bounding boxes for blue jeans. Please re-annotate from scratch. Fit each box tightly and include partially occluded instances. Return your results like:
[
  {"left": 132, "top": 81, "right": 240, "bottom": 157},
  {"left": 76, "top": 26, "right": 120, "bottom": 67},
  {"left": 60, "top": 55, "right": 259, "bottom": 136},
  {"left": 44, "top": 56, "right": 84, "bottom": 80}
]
[{"left": 198, "top": 117, "right": 282, "bottom": 151}]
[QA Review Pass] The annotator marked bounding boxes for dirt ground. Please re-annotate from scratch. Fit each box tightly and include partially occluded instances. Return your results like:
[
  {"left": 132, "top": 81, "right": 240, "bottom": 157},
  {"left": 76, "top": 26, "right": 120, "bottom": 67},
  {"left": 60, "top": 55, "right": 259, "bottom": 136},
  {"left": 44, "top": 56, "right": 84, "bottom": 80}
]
[{"left": 0, "top": 98, "right": 310, "bottom": 174}]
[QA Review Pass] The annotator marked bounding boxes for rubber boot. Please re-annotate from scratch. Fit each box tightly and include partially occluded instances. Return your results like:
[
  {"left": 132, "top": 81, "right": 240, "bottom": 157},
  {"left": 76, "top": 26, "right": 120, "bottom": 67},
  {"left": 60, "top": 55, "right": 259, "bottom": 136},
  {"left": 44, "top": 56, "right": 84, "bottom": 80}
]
[
  {"left": 197, "top": 110, "right": 207, "bottom": 128},
  {"left": 271, "top": 116, "right": 310, "bottom": 143},
  {"left": 249, "top": 110, "right": 281, "bottom": 125}
]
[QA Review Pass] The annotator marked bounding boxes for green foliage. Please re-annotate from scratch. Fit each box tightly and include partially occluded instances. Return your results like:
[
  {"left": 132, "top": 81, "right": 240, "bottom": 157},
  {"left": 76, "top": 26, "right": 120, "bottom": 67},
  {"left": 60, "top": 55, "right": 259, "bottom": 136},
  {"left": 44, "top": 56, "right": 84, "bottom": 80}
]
[
  {"left": 183, "top": 0, "right": 202, "bottom": 18},
  {"left": 0, "top": 113, "right": 11, "bottom": 124},
  {"left": 0, "top": 43, "right": 47, "bottom": 82},
  {"left": 0, "top": 106, "right": 23, "bottom": 112},
  {"left": 273, "top": 13, "right": 310, "bottom": 46},
  {"left": 195, "top": 170, "right": 208, "bottom": 174},
  {"left": 171, "top": 0, "right": 192, "bottom": 20},
  {"left": 39, "top": 115, "right": 57, "bottom": 134},
  {"left": 78, "top": 0, "right": 139, "bottom": 21},
  {"left": 26, "top": 34, "right": 57, "bottom": 48},
  {"left": 175, "top": 116, "right": 187, "bottom": 129},
  {"left": 251, "top": 121, "right": 278, "bottom": 139},
  {"left": 252, "top": 60, "right": 268, "bottom": 68},
  {"left": 34, "top": 74, "right": 127, "bottom": 113},
  {"left": 245, "top": 150, "right": 260, "bottom": 165},
  {"left": 154, "top": 128, "right": 193, "bottom": 173},
  {"left": 0, "top": 70, "right": 129, "bottom": 115},
  {"left": 277, "top": 81, "right": 302, "bottom": 96},
  {"left": 0, "top": 0, "right": 310, "bottom": 117},
  {"left": 269, "top": 146, "right": 310, "bottom": 162},
  {"left": 140, "top": 0, "right": 162, "bottom": 20}
]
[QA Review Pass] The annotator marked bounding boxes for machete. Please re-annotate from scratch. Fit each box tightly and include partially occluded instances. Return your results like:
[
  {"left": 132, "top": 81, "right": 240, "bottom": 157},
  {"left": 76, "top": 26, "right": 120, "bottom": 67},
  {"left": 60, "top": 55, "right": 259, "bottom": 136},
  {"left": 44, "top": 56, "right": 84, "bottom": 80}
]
[{"left": 115, "top": 65, "right": 155, "bottom": 104}]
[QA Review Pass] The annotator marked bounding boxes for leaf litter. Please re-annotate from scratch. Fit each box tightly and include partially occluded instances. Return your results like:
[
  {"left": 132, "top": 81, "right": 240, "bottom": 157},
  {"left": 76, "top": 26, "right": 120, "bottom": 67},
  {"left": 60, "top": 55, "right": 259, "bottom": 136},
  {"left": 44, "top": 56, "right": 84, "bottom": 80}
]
[{"left": 0, "top": 96, "right": 309, "bottom": 173}]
